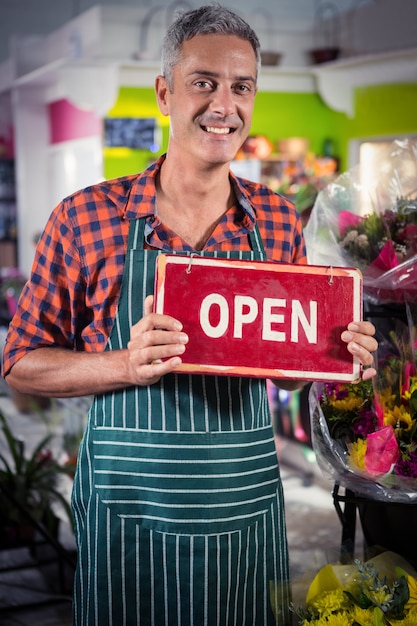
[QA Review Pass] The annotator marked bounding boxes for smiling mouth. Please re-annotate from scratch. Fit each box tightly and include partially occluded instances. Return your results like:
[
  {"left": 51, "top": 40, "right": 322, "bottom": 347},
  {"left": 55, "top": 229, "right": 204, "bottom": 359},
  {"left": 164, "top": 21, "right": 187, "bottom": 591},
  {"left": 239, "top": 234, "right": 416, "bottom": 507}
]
[{"left": 201, "top": 126, "right": 235, "bottom": 135}]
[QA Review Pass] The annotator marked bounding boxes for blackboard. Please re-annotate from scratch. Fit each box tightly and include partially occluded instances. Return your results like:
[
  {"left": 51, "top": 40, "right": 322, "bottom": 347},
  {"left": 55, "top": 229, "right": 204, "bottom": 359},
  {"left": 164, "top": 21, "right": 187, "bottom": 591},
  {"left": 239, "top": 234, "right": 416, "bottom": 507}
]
[{"left": 104, "top": 118, "right": 159, "bottom": 150}]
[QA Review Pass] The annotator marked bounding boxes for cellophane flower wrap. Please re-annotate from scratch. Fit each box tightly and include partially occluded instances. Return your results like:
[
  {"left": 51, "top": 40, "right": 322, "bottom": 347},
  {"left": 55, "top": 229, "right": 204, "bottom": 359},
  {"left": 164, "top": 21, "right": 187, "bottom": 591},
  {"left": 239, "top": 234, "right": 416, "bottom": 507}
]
[
  {"left": 303, "top": 138, "right": 417, "bottom": 305},
  {"left": 310, "top": 309, "right": 417, "bottom": 502},
  {"left": 290, "top": 551, "right": 417, "bottom": 625},
  {"left": 304, "top": 138, "right": 417, "bottom": 502}
]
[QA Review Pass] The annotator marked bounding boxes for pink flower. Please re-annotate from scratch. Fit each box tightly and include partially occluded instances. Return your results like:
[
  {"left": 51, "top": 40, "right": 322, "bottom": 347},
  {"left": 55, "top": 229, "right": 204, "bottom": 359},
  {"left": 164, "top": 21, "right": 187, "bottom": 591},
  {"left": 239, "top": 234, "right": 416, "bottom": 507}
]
[
  {"left": 362, "top": 240, "right": 400, "bottom": 286},
  {"left": 399, "top": 223, "right": 417, "bottom": 243},
  {"left": 338, "top": 210, "right": 363, "bottom": 237},
  {"left": 369, "top": 240, "right": 399, "bottom": 272},
  {"left": 402, "top": 361, "right": 415, "bottom": 395},
  {"left": 364, "top": 425, "right": 400, "bottom": 475}
]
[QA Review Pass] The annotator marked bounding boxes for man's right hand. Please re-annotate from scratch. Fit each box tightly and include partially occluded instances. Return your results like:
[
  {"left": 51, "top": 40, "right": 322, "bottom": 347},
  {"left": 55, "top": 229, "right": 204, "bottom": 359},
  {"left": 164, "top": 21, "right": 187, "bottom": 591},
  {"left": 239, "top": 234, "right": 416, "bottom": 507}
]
[
  {"left": 5, "top": 295, "right": 188, "bottom": 398},
  {"left": 126, "top": 294, "right": 189, "bottom": 386}
]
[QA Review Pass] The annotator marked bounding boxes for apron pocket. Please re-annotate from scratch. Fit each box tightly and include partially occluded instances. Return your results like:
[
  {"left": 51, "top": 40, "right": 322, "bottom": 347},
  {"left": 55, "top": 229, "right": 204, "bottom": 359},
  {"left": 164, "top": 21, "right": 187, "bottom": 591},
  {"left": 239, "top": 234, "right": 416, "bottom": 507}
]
[{"left": 92, "top": 425, "right": 279, "bottom": 535}]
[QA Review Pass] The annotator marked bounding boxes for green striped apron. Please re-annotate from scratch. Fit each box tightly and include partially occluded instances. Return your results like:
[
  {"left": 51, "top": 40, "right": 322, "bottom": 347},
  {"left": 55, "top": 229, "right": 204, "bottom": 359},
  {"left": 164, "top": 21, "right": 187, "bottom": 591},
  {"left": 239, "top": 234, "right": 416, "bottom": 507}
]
[{"left": 71, "top": 217, "right": 291, "bottom": 625}]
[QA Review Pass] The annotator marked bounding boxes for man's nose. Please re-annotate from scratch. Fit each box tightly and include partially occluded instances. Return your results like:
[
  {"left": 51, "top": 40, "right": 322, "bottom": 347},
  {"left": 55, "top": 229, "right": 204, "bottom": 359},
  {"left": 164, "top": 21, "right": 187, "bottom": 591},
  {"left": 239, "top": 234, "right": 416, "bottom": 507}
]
[{"left": 210, "top": 85, "right": 235, "bottom": 116}]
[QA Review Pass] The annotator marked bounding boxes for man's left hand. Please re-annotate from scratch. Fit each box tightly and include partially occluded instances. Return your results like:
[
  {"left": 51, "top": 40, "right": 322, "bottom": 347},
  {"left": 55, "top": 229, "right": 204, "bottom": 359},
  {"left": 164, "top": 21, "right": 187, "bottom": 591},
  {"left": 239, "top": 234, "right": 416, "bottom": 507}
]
[{"left": 341, "top": 321, "right": 378, "bottom": 381}]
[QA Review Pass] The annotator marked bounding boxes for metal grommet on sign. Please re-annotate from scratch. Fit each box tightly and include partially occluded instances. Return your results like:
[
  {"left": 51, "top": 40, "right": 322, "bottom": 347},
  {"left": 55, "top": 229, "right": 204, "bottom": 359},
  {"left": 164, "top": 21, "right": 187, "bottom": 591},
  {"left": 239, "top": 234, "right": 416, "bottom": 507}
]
[{"left": 327, "top": 266, "right": 334, "bottom": 285}]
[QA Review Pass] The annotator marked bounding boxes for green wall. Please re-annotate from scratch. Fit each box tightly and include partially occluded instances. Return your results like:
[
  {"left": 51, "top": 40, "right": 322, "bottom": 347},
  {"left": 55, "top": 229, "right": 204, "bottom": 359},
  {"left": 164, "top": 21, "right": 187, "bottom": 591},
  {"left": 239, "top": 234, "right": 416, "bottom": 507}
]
[
  {"left": 249, "top": 91, "right": 343, "bottom": 159},
  {"left": 104, "top": 87, "right": 169, "bottom": 179},
  {"left": 104, "top": 82, "right": 417, "bottom": 179},
  {"left": 341, "top": 82, "right": 417, "bottom": 165}
]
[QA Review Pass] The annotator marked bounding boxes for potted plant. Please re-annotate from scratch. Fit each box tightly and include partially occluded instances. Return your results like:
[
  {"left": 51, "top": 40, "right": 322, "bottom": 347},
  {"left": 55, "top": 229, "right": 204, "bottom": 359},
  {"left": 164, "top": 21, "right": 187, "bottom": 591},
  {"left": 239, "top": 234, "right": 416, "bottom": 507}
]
[{"left": 0, "top": 410, "right": 74, "bottom": 548}]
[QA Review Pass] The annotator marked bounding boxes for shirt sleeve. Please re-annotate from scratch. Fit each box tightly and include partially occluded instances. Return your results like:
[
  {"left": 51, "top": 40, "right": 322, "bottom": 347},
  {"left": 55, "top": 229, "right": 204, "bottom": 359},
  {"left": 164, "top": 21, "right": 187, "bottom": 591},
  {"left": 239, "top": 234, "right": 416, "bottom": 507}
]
[
  {"left": 291, "top": 210, "right": 307, "bottom": 266},
  {"left": 1, "top": 199, "right": 88, "bottom": 377}
]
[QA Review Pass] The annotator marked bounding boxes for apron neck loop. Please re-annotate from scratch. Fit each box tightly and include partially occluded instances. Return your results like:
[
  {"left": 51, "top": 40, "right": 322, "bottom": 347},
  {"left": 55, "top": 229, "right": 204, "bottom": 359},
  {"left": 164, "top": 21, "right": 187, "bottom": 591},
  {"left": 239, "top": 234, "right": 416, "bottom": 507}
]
[{"left": 128, "top": 217, "right": 265, "bottom": 256}]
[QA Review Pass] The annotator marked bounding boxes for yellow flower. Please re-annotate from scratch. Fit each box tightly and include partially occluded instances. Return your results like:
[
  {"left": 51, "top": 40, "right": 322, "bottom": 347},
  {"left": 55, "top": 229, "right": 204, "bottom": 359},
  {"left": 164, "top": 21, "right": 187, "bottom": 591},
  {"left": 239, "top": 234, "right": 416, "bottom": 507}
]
[
  {"left": 329, "top": 394, "right": 364, "bottom": 412},
  {"left": 348, "top": 438, "right": 367, "bottom": 470},
  {"left": 384, "top": 404, "right": 414, "bottom": 431},
  {"left": 377, "top": 387, "right": 396, "bottom": 410},
  {"left": 368, "top": 588, "right": 393, "bottom": 606},
  {"left": 405, "top": 377, "right": 417, "bottom": 397},
  {"left": 303, "top": 612, "right": 353, "bottom": 625},
  {"left": 309, "top": 589, "right": 348, "bottom": 617},
  {"left": 406, "top": 574, "right": 417, "bottom": 607},
  {"left": 350, "top": 606, "right": 374, "bottom": 626},
  {"left": 324, "top": 613, "right": 353, "bottom": 625},
  {"left": 393, "top": 614, "right": 417, "bottom": 626}
]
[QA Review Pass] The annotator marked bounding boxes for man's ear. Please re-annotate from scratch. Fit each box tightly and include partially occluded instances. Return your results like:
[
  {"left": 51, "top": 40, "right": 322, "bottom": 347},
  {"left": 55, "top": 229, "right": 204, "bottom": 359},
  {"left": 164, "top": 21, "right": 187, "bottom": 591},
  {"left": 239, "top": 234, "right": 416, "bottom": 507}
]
[{"left": 155, "top": 75, "right": 170, "bottom": 116}]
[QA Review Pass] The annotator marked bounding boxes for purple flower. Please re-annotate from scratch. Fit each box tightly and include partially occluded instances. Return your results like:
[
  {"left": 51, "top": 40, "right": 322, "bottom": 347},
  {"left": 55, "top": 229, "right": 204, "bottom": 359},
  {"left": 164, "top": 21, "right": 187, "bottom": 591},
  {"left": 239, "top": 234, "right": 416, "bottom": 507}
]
[
  {"left": 382, "top": 209, "right": 397, "bottom": 227},
  {"left": 394, "top": 457, "right": 417, "bottom": 478},
  {"left": 324, "top": 382, "right": 337, "bottom": 395},
  {"left": 323, "top": 382, "right": 350, "bottom": 401},
  {"left": 335, "top": 388, "right": 350, "bottom": 401},
  {"left": 353, "top": 408, "right": 377, "bottom": 436}
]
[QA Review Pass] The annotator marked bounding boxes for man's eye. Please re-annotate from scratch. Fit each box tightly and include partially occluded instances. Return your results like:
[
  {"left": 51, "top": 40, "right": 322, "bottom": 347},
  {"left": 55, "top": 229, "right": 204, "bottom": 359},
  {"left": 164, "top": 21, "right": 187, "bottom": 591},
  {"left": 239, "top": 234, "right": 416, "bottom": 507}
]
[
  {"left": 236, "top": 84, "right": 251, "bottom": 93},
  {"left": 195, "top": 81, "right": 211, "bottom": 88}
]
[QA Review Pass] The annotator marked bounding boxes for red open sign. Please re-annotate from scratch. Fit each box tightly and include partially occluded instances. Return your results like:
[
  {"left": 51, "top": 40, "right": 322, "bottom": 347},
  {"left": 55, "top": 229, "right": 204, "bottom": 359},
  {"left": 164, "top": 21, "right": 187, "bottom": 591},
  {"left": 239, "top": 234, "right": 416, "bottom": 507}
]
[{"left": 154, "top": 255, "right": 363, "bottom": 382}]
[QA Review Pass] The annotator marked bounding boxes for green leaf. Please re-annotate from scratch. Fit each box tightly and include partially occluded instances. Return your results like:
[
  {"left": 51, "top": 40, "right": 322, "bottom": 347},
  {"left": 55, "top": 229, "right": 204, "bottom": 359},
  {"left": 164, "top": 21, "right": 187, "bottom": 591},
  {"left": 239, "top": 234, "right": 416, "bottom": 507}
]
[
  {"left": 0, "top": 412, "right": 24, "bottom": 470},
  {"left": 372, "top": 606, "right": 392, "bottom": 626},
  {"left": 386, "top": 575, "right": 409, "bottom": 618},
  {"left": 344, "top": 590, "right": 373, "bottom": 609}
]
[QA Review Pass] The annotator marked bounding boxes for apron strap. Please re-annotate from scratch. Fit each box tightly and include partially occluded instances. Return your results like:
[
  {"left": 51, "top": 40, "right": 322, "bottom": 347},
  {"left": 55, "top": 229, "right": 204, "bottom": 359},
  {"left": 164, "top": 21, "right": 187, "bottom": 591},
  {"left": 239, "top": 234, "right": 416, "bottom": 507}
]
[
  {"left": 248, "top": 222, "right": 266, "bottom": 257},
  {"left": 127, "top": 217, "right": 146, "bottom": 251}
]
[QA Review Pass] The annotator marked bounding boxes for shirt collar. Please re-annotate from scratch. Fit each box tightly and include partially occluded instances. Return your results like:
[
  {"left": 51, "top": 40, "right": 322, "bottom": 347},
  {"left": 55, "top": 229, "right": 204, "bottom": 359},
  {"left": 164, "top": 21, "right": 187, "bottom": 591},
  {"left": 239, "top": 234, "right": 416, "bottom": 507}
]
[
  {"left": 123, "top": 155, "right": 163, "bottom": 220},
  {"left": 229, "top": 169, "right": 256, "bottom": 229},
  {"left": 123, "top": 154, "right": 256, "bottom": 229}
]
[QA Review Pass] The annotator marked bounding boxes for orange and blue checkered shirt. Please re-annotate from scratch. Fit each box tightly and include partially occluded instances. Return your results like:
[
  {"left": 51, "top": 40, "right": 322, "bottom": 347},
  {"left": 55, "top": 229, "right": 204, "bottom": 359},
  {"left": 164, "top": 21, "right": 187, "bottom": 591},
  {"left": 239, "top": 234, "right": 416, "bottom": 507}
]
[{"left": 2, "top": 155, "right": 306, "bottom": 376}]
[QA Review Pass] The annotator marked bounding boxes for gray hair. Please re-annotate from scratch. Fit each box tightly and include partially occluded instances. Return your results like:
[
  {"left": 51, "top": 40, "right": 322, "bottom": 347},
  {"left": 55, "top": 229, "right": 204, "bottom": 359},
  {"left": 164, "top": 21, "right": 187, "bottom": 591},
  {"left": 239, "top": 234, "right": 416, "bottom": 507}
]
[{"left": 161, "top": 3, "right": 261, "bottom": 90}]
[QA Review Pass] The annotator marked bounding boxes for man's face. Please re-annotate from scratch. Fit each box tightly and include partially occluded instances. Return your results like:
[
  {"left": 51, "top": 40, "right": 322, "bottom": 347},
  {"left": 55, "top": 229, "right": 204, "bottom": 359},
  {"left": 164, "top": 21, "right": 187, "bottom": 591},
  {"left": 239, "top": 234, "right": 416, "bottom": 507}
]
[{"left": 157, "top": 34, "right": 258, "bottom": 167}]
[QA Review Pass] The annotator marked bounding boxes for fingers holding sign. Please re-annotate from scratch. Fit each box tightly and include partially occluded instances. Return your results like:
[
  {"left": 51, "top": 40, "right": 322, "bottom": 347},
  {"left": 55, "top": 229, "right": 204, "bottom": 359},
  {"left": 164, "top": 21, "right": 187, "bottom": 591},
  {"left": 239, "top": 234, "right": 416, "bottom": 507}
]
[
  {"left": 341, "top": 320, "right": 378, "bottom": 381},
  {"left": 126, "top": 295, "right": 189, "bottom": 386}
]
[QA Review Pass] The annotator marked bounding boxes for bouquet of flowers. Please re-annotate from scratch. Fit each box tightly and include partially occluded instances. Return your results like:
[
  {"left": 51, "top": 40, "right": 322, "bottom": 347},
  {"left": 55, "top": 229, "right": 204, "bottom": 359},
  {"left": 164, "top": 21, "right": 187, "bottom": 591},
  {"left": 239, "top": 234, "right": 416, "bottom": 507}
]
[
  {"left": 303, "top": 138, "right": 417, "bottom": 304},
  {"left": 310, "top": 314, "right": 417, "bottom": 501},
  {"left": 290, "top": 552, "right": 417, "bottom": 625}
]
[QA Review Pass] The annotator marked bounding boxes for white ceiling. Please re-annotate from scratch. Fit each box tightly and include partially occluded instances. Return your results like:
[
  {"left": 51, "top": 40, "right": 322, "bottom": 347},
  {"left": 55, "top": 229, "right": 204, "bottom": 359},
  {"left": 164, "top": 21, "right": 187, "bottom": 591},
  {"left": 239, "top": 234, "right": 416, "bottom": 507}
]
[{"left": 0, "top": 0, "right": 376, "bottom": 65}]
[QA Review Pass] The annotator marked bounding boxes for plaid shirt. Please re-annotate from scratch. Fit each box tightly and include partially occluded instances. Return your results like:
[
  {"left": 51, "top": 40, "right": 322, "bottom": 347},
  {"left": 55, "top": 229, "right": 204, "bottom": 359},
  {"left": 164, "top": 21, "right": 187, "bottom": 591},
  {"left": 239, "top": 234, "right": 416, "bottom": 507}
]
[{"left": 2, "top": 155, "right": 306, "bottom": 376}]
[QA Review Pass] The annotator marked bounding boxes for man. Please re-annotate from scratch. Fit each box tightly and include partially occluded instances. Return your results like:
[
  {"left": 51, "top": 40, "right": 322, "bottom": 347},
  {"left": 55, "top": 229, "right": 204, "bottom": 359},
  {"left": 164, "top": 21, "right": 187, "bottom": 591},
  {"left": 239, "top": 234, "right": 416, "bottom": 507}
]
[{"left": 2, "top": 5, "right": 377, "bottom": 625}]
